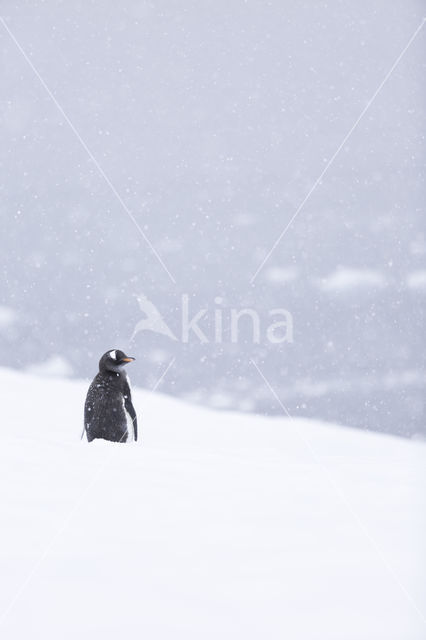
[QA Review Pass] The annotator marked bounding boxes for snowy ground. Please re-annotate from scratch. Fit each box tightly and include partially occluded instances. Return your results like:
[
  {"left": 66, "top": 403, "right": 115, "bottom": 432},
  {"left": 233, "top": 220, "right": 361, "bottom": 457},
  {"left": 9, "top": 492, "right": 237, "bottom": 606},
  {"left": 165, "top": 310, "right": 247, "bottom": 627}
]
[{"left": 0, "top": 367, "right": 425, "bottom": 639}]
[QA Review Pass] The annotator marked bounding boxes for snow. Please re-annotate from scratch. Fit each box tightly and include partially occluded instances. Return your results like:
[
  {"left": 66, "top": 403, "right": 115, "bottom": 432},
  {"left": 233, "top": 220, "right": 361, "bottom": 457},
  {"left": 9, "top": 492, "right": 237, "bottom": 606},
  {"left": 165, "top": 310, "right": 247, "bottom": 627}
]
[
  {"left": 318, "top": 268, "right": 386, "bottom": 293},
  {"left": 264, "top": 266, "right": 299, "bottom": 285},
  {"left": 0, "top": 306, "right": 17, "bottom": 330},
  {"left": 0, "top": 367, "right": 425, "bottom": 639},
  {"left": 407, "top": 270, "right": 426, "bottom": 291},
  {"left": 25, "top": 355, "right": 73, "bottom": 378}
]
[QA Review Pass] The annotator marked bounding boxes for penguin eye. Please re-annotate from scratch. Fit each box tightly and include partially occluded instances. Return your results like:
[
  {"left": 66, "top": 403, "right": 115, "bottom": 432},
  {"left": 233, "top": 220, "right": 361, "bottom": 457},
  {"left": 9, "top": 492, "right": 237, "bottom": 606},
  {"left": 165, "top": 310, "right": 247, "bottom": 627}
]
[{"left": 109, "top": 350, "right": 117, "bottom": 360}]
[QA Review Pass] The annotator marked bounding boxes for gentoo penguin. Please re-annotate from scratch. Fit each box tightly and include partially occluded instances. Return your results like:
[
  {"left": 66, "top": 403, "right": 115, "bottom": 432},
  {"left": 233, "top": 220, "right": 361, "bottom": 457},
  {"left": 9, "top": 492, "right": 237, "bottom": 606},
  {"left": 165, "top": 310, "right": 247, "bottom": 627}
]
[{"left": 84, "top": 349, "right": 138, "bottom": 443}]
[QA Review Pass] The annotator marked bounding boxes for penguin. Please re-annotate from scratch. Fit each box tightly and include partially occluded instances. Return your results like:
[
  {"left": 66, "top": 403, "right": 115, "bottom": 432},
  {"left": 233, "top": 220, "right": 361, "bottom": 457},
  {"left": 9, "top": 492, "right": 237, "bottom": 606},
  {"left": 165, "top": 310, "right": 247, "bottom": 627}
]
[{"left": 83, "top": 349, "right": 138, "bottom": 443}]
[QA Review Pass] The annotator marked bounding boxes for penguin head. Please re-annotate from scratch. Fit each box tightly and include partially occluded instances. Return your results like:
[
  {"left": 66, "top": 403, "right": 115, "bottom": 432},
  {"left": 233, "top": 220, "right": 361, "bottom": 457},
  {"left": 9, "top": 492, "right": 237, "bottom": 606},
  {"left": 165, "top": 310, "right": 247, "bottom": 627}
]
[{"left": 99, "top": 349, "right": 135, "bottom": 373}]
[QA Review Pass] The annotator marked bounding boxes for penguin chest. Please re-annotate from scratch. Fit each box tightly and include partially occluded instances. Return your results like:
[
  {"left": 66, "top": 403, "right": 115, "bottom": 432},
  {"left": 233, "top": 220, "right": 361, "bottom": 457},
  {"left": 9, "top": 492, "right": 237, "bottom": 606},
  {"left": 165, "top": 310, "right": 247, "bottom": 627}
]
[{"left": 122, "top": 396, "right": 134, "bottom": 442}]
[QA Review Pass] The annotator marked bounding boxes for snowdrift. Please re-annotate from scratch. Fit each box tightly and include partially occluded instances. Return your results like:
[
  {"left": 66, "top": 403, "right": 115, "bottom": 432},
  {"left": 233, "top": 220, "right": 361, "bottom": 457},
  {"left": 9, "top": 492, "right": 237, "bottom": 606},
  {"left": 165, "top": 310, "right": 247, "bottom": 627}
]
[{"left": 0, "top": 367, "right": 424, "bottom": 639}]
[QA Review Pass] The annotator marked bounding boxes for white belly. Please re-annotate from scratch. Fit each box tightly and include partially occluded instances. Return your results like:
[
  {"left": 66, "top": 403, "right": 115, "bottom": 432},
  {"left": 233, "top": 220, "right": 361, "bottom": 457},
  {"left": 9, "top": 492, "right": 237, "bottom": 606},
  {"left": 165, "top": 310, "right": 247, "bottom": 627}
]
[
  {"left": 122, "top": 373, "right": 135, "bottom": 443},
  {"left": 123, "top": 400, "right": 134, "bottom": 443}
]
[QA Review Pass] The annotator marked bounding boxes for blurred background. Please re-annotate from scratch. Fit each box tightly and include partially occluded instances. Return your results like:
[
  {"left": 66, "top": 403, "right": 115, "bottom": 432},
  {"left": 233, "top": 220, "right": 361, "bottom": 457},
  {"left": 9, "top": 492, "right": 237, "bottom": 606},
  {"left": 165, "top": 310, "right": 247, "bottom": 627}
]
[{"left": 1, "top": 0, "right": 425, "bottom": 437}]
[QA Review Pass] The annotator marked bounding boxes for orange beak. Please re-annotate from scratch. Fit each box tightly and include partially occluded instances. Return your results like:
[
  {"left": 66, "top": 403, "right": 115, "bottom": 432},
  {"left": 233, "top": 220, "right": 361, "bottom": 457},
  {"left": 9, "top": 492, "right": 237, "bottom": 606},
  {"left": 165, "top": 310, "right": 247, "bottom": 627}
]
[{"left": 122, "top": 357, "right": 135, "bottom": 363}]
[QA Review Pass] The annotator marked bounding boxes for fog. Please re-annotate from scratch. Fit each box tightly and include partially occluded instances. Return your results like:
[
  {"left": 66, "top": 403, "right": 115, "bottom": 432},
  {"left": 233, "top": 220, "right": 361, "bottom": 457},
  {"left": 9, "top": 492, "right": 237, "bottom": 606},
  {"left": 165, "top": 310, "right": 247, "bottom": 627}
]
[{"left": 1, "top": 1, "right": 425, "bottom": 436}]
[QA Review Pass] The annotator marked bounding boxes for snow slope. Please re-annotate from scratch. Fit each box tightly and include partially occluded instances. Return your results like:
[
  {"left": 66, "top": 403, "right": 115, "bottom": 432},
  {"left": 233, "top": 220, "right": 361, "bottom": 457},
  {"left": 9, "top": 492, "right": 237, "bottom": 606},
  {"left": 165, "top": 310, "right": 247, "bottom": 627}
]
[{"left": 0, "top": 367, "right": 424, "bottom": 639}]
